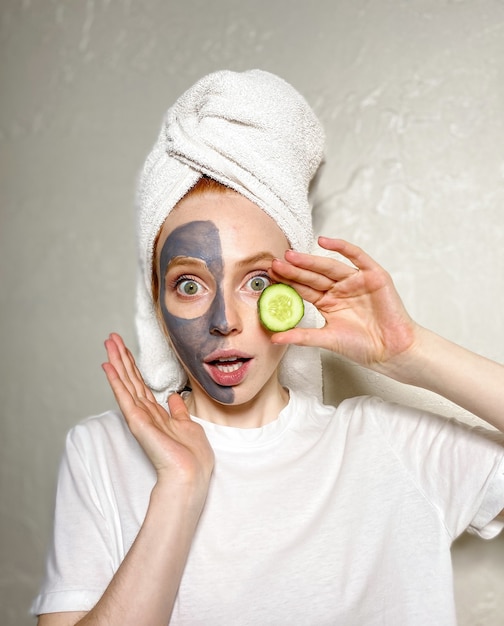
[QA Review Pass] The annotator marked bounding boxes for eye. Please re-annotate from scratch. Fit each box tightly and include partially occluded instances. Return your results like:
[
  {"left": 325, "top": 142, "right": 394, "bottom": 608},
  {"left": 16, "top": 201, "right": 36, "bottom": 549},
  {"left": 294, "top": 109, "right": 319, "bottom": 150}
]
[
  {"left": 246, "top": 274, "right": 272, "bottom": 293},
  {"left": 176, "top": 278, "right": 202, "bottom": 296}
]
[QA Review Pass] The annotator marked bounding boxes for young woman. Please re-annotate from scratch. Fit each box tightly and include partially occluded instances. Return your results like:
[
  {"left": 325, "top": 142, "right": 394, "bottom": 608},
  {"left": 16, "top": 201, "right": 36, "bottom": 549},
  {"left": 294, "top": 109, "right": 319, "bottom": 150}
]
[{"left": 33, "top": 70, "right": 504, "bottom": 626}]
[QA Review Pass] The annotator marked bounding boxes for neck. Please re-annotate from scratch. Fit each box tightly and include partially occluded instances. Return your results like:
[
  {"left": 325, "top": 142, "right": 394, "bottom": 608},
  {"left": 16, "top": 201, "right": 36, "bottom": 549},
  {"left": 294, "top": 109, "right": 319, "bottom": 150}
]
[{"left": 184, "top": 378, "right": 289, "bottom": 428}]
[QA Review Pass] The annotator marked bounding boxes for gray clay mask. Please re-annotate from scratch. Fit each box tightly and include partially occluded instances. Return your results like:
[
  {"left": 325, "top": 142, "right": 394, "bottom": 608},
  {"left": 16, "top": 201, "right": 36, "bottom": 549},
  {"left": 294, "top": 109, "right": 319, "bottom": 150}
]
[{"left": 159, "top": 220, "right": 234, "bottom": 403}]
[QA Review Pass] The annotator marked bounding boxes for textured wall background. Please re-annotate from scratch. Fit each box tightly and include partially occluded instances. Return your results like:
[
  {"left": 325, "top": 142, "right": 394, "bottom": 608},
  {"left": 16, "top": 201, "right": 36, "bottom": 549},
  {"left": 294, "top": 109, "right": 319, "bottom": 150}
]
[{"left": 1, "top": 1, "right": 503, "bottom": 624}]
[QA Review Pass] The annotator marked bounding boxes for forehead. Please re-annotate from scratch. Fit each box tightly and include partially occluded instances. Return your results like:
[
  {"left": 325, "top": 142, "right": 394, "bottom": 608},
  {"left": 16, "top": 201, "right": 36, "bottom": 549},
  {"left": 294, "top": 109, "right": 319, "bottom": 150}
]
[{"left": 155, "top": 189, "right": 289, "bottom": 262}]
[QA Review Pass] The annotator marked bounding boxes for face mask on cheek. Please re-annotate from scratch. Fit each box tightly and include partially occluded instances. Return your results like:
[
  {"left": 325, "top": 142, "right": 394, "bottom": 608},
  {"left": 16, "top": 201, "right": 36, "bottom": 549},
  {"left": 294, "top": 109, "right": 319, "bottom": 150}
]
[{"left": 159, "top": 220, "right": 234, "bottom": 404}]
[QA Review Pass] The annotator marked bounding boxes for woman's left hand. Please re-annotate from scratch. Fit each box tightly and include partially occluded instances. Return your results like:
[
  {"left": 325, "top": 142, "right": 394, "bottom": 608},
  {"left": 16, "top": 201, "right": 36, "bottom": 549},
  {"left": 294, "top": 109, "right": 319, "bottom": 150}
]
[
  {"left": 272, "top": 237, "right": 504, "bottom": 437},
  {"left": 269, "top": 237, "right": 419, "bottom": 373}
]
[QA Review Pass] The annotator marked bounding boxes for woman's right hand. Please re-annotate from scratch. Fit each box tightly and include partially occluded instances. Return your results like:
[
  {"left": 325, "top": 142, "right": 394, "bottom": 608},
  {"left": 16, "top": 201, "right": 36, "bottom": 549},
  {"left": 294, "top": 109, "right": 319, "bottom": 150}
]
[
  {"left": 37, "top": 335, "right": 215, "bottom": 626},
  {"left": 102, "top": 333, "right": 214, "bottom": 496}
]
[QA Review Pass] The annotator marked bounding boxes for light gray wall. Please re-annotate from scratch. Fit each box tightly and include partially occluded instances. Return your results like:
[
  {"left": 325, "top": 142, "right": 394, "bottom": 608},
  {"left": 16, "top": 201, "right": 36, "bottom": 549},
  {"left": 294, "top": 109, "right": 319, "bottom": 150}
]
[{"left": 1, "top": 1, "right": 503, "bottom": 624}]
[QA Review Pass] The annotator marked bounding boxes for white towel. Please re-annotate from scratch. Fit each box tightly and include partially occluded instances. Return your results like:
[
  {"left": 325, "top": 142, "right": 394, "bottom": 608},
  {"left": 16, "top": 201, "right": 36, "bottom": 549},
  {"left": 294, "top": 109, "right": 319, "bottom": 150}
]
[{"left": 135, "top": 69, "right": 325, "bottom": 404}]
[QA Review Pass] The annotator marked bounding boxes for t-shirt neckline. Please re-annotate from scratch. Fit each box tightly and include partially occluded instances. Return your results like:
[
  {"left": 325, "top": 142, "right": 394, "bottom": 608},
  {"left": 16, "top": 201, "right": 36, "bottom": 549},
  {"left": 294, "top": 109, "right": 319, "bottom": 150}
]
[{"left": 188, "top": 390, "right": 297, "bottom": 449}]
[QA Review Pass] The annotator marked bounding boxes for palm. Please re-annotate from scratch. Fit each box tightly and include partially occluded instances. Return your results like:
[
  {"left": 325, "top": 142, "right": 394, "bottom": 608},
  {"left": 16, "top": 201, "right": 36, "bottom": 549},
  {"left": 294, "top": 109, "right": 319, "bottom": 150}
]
[
  {"left": 270, "top": 238, "right": 417, "bottom": 370},
  {"left": 102, "top": 334, "right": 214, "bottom": 487}
]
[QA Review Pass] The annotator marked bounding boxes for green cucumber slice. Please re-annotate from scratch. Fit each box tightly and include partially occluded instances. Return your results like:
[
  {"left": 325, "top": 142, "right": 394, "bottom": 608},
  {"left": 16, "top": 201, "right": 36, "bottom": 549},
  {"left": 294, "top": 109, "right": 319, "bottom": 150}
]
[{"left": 258, "top": 283, "right": 304, "bottom": 332}]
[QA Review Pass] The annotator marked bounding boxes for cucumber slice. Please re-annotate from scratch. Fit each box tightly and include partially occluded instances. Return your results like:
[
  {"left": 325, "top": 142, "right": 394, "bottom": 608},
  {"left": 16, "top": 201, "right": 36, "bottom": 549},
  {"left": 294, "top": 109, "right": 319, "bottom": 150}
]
[{"left": 258, "top": 283, "right": 304, "bottom": 332}]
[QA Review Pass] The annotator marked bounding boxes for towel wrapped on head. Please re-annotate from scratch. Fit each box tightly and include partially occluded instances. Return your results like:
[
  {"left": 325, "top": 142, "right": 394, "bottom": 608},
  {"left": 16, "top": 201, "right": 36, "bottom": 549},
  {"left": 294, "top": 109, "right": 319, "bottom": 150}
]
[{"left": 136, "top": 69, "right": 326, "bottom": 404}]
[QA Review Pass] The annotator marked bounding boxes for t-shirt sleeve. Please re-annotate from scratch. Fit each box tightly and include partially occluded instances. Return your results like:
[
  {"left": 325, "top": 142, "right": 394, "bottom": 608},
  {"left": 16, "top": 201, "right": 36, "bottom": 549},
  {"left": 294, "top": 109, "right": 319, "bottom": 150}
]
[
  {"left": 361, "top": 396, "right": 504, "bottom": 541},
  {"left": 467, "top": 428, "right": 504, "bottom": 539},
  {"left": 31, "top": 424, "right": 117, "bottom": 615}
]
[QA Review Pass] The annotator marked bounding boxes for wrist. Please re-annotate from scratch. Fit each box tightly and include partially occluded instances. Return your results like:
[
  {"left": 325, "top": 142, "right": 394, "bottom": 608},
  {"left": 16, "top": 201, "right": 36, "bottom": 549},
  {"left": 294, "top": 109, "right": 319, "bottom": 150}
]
[
  {"left": 151, "top": 473, "right": 211, "bottom": 519},
  {"left": 374, "top": 324, "right": 432, "bottom": 386}
]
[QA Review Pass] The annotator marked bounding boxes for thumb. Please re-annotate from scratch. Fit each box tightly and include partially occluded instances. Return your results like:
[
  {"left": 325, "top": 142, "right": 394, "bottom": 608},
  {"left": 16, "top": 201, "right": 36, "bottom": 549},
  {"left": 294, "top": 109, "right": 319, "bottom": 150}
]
[
  {"left": 167, "top": 393, "right": 191, "bottom": 421},
  {"left": 271, "top": 326, "right": 325, "bottom": 349}
]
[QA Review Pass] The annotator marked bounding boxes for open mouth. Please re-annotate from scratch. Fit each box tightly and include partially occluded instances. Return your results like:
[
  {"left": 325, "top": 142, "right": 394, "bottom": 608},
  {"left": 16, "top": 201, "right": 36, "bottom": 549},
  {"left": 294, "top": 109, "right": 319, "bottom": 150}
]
[
  {"left": 204, "top": 351, "right": 253, "bottom": 386},
  {"left": 210, "top": 357, "right": 252, "bottom": 373}
]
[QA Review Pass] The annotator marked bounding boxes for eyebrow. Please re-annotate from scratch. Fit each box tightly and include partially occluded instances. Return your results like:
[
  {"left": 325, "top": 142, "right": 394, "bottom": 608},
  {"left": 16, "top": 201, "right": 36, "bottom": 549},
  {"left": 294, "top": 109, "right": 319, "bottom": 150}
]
[
  {"left": 235, "top": 252, "right": 276, "bottom": 269},
  {"left": 166, "top": 256, "right": 207, "bottom": 271},
  {"left": 163, "top": 256, "right": 208, "bottom": 280}
]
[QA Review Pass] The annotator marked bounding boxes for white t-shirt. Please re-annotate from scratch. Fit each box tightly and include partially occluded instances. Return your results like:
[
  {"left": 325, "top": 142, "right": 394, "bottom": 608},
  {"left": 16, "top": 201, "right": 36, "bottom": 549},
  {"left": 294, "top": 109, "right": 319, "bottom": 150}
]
[{"left": 32, "top": 391, "right": 504, "bottom": 624}]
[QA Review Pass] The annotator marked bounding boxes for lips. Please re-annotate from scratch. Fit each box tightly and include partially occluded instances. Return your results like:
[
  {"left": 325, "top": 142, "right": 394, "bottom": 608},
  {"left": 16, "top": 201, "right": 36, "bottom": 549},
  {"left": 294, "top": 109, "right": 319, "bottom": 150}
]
[{"left": 204, "top": 350, "right": 253, "bottom": 386}]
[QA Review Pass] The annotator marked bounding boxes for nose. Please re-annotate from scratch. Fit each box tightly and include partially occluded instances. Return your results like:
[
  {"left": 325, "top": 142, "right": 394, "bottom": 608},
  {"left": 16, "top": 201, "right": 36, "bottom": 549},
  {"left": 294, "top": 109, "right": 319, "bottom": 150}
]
[{"left": 209, "top": 289, "right": 242, "bottom": 336}]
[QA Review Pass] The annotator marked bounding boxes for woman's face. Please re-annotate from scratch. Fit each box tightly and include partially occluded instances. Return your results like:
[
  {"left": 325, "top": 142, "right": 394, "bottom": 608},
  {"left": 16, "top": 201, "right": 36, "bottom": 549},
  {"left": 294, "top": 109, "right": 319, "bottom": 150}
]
[{"left": 155, "top": 188, "right": 290, "bottom": 407}]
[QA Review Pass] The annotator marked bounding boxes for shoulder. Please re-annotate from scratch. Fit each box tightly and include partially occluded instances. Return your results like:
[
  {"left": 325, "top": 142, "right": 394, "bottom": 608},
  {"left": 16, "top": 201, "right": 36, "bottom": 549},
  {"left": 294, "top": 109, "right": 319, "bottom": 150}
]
[
  {"left": 57, "top": 410, "right": 156, "bottom": 499},
  {"left": 331, "top": 395, "right": 504, "bottom": 458},
  {"left": 288, "top": 390, "right": 491, "bottom": 443},
  {"left": 63, "top": 409, "right": 149, "bottom": 471},
  {"left": 67, "top": 409, "right": 131, "bottom": 448}
]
